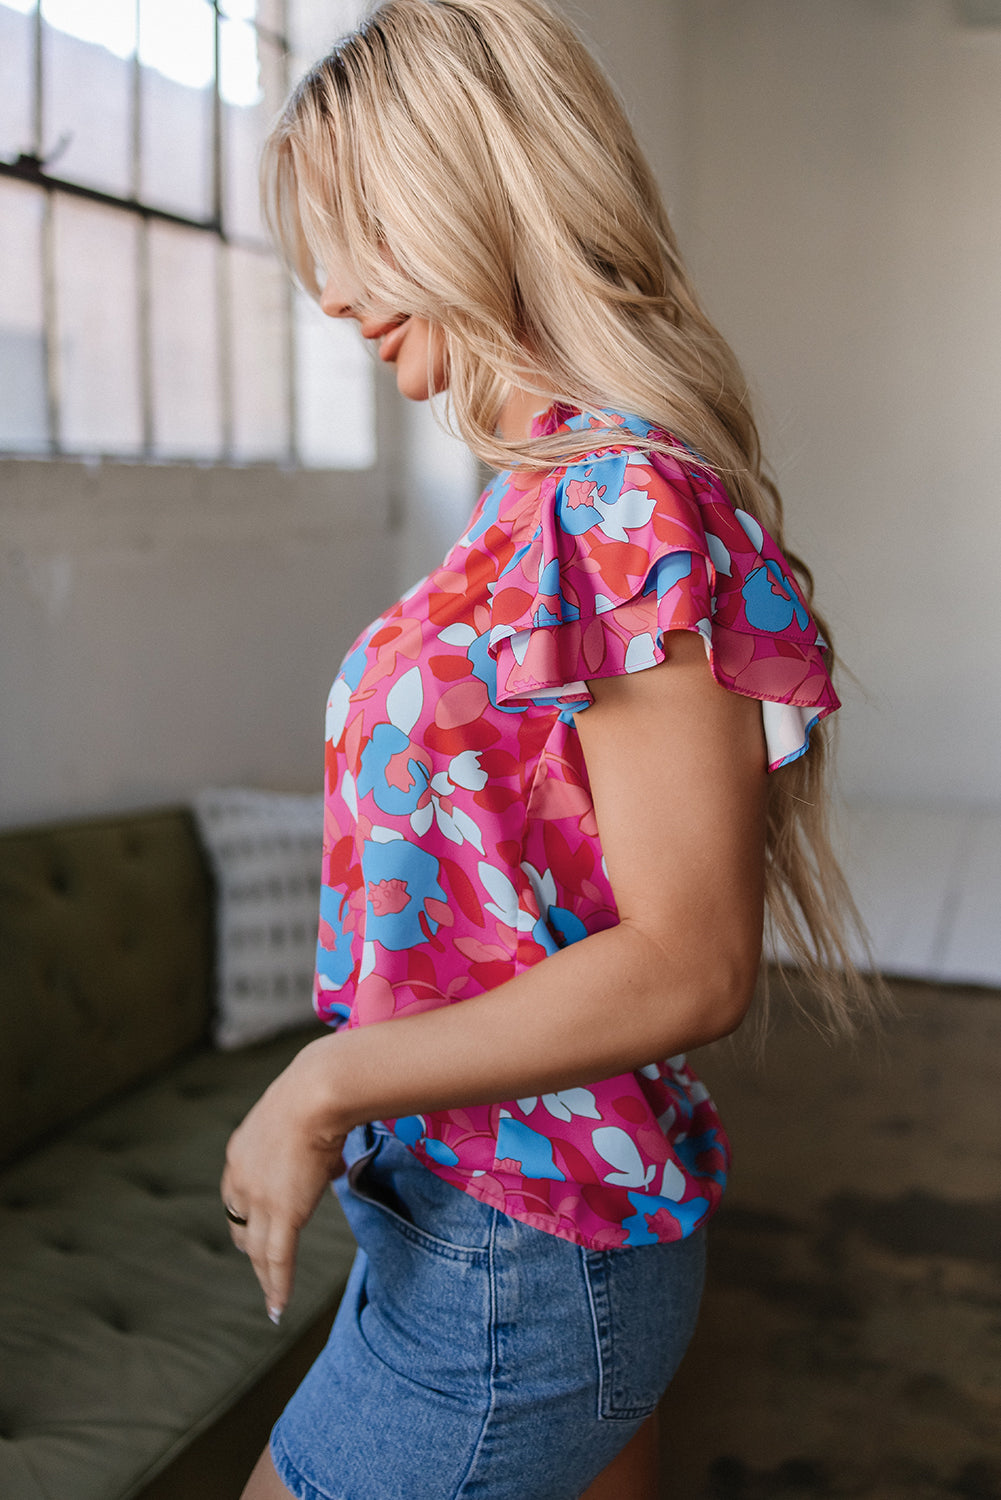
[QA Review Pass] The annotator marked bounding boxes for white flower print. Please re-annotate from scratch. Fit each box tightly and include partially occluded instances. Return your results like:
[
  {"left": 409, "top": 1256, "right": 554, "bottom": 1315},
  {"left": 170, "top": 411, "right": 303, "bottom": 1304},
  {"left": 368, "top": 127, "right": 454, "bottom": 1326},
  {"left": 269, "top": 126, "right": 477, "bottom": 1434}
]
[
  {"left": 592, "top": 485, "right": 657, "bottom": 542},
  {"left": 325, "top": 677, "right": 351, "bottom": 745},
  {"left": 705, "top": 531, "right": 732, "bottom": 577},
  {"left": 448, "top": 751, "right": 488, "bottom": 791},
  {"left": 592, "top": 1126, "right": 657, "bottom": 1188},
  {"left": 542, "top": 1088, "right": 601, "bottom": 1122},
  {"left": 386, "top": 667, "right": 424, "bottom": 735},
  {"left": 734, "top": 508, "right": 764, "bottom": 553}
]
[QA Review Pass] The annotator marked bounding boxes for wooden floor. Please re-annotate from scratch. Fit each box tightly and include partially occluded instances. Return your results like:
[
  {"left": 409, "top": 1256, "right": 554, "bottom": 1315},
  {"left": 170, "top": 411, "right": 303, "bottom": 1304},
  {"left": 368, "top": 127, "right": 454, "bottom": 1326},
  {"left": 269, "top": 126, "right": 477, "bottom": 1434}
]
[{"left": 657, "top": 976, "right": 1001, "bottom": 1499}]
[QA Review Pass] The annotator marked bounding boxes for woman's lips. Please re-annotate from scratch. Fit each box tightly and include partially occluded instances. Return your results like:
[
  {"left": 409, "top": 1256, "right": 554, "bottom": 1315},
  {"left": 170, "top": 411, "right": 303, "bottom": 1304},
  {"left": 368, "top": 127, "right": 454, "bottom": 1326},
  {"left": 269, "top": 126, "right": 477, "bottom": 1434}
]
[{"left": 377, "top": 317, "right": 412, "bottom": 362}]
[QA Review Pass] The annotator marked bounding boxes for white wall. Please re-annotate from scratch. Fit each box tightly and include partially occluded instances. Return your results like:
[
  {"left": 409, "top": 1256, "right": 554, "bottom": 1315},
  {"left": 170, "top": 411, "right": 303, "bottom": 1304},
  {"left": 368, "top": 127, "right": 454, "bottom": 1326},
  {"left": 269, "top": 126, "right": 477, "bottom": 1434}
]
[
  {"left": 0, "top": 459, "right": 396, "bottom": 828},
  {"left": 568, "top": 0, "right": 689, "bottom": 213},
  {"left": 399, "top": 398, "right": 480, "bottom": 588},
  {"left": 677, "top": 0, "right": 1001, "bottom": 807}
]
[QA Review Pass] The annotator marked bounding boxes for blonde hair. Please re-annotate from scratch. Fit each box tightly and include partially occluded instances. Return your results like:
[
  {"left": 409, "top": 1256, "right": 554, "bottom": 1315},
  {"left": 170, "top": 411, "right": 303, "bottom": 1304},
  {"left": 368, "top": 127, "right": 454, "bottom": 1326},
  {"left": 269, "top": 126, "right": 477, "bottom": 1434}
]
[{"left": 262, "top": 0, "right": 882, "bottom": 1037}]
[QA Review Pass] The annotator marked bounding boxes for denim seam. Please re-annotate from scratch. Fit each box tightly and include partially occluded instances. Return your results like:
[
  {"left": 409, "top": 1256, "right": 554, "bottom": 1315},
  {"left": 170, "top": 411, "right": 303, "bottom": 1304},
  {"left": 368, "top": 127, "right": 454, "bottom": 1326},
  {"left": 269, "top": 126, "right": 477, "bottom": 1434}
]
[
  {"left": 454, "top": 1208, "right": 500, "bottom": 1498},
  {"left": 582, "top": 1249, "right": 659, "bottom": 1422},
  {"left": 580, "top": 1246, "right": 607, "bottom": 1422}
]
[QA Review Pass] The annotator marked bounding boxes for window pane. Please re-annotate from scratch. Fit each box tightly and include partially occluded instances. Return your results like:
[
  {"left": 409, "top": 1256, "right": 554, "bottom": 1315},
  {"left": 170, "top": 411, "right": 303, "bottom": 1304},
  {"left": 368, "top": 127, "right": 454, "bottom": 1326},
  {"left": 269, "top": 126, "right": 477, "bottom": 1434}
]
[
  {"left": 228, "top": 244, "right": 289, "bottom": 461},
  {"left": 41, "top": 0, "right": 135, "bottom": 196},
  {"left": 53, "top": 197, "right": 142, "bottom": 453},
  {"left": 220, "top": 0, "right": 283, "bottom": 35},
  {"left": 0, "top": 179, "right": 47, "bottom": 450},
  {"left": 149, "top": 222, "right": 222, "bottom": 459},
  {"left": 294, "top": 291, "right": 375, "bottom": 470},
  {"left": 138, "top": 0, "right": 214, "bottom": 90},
  {"left": 139, "top": 0, "right": 214, "bottom": 219},
  {"left": 0, "top": 2, "right": 35, "bottom": 162},
  {"left": 222, "top": 29, "right": 285, "bottom": 242}
]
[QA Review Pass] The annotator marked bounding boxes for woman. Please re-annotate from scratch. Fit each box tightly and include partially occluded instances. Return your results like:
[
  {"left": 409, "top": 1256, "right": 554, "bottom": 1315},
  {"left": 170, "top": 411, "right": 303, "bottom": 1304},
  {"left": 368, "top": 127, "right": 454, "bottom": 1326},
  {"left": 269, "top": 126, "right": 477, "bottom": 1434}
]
[{"left": 222, "top": 2, "right": 874, "bottom": 1496}]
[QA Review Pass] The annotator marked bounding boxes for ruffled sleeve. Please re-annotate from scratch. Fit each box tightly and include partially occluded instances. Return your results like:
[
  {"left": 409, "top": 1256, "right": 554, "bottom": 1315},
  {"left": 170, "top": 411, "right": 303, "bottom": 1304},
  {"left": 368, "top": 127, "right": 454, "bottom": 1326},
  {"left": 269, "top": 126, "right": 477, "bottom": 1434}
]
[{"left": 487, "top": 443, "right": 840, "bottom": 771}]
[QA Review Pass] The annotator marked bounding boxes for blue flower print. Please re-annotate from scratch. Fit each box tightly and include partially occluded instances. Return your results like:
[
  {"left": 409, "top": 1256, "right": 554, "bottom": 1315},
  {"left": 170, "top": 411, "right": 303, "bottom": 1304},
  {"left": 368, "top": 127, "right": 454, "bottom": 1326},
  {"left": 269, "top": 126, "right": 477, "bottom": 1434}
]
[
  {"left": 531, "top": 554, "right": 581, "bottom": 628},
  {"left": 495, "top": 1115, "right": 566, "bottom": 1180},
  {"left": 673, "top": 1127, "right": 728, "bottom": 1187},
  {"left": 497, "top": 534, "right": 538, "bottom": 580},
  {"left": 532, "top": 600, "right": 580, "bottom": 628},
  {"left": 742, "top": 562, "right": 810, "bottom": 634},
  {"left": 532, "top": 905, "right": 589, "bottom": 956},
  {"left": 538, "top": 557, "right": 561, "bottom": 594},
  {"left": 460, "top": 471, "right": 507, "bottom": 547},
  {"left": 466, "top": 628, "right": 527, "bottom": 715},
  {"left": 561, "top": 408, "right": 659, "bottom": 445},
  {"left": 643, "top": 551, "right": 693, "bottom": 600},
  {"left": 394, "top": 1115, "right": 425, "bottom": 1148},
  {"left": 362, "top": 837, "right": 446, "bottom": 952},
  {"left": 357, "top": 724, "right": 431, "bottom": 816},
  {"left": 339, "top": 620, "right": 380, "bottom": 692},
  {"left": 316, "top": 884, "right": 356, "bottom": 991},
  {"left": 620, "top": 1190, "right": 710, "bottom": 1246},
  {"left": 394, "top": 1115, "right": 461, "bottom": 1166},
  {"left": 555, "top": 453, "right": 630, "bottom": 536}
]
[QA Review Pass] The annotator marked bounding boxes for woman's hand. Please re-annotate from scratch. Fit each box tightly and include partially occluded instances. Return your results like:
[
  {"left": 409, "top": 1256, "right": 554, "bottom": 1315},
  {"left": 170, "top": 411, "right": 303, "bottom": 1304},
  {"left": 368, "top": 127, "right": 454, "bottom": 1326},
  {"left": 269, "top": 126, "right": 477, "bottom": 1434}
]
[{"left": 220, "top": 1044, "right": 348, "bottom": 1323}]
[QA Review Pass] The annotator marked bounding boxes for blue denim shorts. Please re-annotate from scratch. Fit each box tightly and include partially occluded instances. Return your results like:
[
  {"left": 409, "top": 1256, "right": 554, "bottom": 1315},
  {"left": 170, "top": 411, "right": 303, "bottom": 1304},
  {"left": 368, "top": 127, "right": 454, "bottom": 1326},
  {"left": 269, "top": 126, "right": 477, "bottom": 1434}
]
[{"left": 270, "top": 1122, "right": 705, "bottom": 1500}]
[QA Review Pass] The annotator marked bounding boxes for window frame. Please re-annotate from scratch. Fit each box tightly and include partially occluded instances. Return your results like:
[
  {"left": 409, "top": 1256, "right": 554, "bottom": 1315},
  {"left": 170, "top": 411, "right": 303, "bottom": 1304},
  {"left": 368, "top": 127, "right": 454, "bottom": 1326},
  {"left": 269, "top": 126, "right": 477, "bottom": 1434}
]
[{"left": 0, "top": 0, "right": 382, "bottom": 472}]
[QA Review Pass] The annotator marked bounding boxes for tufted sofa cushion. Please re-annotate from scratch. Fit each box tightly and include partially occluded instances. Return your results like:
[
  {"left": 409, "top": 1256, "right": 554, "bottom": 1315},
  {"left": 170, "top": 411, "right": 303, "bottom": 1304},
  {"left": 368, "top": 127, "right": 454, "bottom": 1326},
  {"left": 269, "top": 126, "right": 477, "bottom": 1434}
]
[
  {"left": 0, "top": 809, "right": 214, "bottom": 1167},
  {"left": 0, "top": 1025, "right": 358, "bottom": 1500}
]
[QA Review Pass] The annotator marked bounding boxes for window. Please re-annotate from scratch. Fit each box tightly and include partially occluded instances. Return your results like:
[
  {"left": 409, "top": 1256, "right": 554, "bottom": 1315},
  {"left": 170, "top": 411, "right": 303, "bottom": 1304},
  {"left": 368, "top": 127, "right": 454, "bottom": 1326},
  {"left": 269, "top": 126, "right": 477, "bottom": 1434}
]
[{"left": 0, "top": 0, "right": 373, "bottom": 466}]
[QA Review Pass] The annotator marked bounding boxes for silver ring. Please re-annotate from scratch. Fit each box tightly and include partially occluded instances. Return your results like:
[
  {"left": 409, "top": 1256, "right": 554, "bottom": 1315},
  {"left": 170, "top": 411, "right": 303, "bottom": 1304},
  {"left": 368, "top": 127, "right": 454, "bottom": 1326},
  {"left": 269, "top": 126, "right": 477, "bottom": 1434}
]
[{"left": 224, "top": 1203, "right": 249, "bottom": 1227}]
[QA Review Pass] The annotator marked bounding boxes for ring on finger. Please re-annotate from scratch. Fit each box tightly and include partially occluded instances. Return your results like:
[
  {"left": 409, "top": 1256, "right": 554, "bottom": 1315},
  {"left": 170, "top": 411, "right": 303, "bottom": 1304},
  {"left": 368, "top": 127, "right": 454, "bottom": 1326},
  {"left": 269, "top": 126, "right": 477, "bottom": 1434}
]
[{"left": 224, "top": 1203, "right": 249, "bottom": 1227}]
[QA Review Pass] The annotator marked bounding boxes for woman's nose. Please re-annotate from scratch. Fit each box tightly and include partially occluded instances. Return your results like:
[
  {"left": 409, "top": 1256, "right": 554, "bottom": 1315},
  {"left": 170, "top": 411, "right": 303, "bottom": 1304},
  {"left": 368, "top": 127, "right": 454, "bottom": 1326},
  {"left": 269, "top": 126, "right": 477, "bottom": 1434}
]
[{"left": 320, "top": 280, "right": 356, "bottom": 319}]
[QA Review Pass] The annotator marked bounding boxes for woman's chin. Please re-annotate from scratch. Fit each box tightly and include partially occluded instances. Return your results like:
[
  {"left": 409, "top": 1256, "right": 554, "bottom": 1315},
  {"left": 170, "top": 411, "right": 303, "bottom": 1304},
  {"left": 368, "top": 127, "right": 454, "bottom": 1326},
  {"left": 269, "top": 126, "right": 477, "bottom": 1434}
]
[
  {"left": 394, "top": 362, "right": 448, "bottom": 403},
  {"left": 395, "top": 369, "right": 433, "bottom": 402}
]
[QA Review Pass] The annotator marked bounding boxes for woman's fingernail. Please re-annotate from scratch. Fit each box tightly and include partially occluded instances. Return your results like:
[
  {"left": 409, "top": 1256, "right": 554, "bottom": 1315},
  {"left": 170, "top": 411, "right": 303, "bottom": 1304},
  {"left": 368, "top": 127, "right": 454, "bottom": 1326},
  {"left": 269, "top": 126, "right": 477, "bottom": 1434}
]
[{"left": 268, "top": 1306, "right": 283, "bottom": 1326}]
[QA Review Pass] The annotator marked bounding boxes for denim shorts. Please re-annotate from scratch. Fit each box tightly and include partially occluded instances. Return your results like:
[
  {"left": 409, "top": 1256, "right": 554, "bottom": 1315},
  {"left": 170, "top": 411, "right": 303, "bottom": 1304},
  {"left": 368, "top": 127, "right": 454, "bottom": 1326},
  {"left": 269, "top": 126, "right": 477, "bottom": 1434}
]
[{"left": 270, "top": 1122, "right": 706, "bottom": 1500}]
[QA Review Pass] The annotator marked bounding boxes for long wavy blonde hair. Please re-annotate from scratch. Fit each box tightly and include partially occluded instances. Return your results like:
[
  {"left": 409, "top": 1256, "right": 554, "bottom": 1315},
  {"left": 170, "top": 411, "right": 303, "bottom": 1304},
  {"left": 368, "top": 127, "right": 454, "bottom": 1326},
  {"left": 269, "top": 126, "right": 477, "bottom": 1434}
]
[{"left": 262, "top": 0, "right": 881, "bottom": 1037}]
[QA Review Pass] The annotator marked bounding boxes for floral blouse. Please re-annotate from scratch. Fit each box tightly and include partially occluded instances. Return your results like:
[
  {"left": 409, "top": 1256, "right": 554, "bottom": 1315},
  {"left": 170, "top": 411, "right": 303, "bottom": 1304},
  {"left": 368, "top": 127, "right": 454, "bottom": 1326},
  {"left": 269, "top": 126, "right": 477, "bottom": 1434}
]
[{"left": 314, "top": 404, "right": 839, "bottom": 1250}]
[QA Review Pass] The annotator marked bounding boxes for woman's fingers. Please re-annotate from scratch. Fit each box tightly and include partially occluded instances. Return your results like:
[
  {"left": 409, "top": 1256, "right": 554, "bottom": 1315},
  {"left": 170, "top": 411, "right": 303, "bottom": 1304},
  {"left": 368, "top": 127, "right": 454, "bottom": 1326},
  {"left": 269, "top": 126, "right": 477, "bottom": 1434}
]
[
  {"left": 239, "top": 1208, "right": 293, "bottom": 1320},
  {"left": 221, "top": 1141, "right": 349, "bottom": 1321},
  {"left": 261, "top": 1222, "right": 300, "bottom": 1323},
  {"left": 220, "top": 1051, "right": 352, "bottom": 1323}
]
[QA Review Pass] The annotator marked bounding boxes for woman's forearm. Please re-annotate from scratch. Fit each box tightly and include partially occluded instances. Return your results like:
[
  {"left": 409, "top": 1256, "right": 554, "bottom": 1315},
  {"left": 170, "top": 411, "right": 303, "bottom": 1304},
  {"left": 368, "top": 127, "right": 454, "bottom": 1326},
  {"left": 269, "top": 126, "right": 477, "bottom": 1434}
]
[{"left": 295, "top": 917, "right": 758, "bottom": 1143}]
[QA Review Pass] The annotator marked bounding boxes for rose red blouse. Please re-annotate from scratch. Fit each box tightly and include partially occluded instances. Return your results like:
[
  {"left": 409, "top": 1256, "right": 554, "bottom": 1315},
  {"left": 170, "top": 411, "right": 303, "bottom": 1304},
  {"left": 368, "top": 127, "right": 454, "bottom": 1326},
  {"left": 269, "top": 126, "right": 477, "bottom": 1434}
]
[{"left": 314, "top": 404, "right": 838, "bottom": 1249}]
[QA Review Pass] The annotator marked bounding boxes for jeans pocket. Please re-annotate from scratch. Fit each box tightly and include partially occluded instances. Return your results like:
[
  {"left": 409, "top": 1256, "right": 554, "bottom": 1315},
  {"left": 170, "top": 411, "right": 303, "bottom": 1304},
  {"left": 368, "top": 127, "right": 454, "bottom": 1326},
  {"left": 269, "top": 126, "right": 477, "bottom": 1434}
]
[
  {"left": 344, "top": 1129, "right": 492, "bottom": 1260},
  {"left": 583, "top": 1234, "right": 706, "bottom": 1420}
]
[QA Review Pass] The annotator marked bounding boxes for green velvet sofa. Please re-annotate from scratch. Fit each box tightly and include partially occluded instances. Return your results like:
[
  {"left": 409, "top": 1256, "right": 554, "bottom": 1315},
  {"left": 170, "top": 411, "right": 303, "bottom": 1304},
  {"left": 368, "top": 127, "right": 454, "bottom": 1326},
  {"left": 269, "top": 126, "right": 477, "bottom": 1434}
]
[{"left": 0, "top": 807, "right": 357, "bottom": 1500}]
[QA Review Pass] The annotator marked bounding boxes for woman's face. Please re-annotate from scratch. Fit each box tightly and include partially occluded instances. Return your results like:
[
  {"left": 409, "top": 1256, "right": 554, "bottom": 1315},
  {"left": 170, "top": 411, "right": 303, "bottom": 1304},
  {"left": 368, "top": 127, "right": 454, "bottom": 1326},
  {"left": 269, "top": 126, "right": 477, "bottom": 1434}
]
[{"left": 320, "top": 258, "right": 448, "bottom": 402}]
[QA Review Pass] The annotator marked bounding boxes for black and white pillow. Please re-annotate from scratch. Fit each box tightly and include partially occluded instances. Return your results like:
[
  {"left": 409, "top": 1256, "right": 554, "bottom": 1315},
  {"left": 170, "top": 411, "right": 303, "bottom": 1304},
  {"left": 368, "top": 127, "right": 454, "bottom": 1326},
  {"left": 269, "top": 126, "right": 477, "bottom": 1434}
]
[{"left": 192, "top": 788, "right": 324, "bottom": 1049}]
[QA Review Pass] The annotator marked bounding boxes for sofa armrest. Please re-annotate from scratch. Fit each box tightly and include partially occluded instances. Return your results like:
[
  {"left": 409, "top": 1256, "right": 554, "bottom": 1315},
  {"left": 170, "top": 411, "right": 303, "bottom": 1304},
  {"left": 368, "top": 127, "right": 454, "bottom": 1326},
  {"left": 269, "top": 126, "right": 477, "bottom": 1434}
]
[{"left": 0, "top": 808, "right": 214, "bottom": 1167}]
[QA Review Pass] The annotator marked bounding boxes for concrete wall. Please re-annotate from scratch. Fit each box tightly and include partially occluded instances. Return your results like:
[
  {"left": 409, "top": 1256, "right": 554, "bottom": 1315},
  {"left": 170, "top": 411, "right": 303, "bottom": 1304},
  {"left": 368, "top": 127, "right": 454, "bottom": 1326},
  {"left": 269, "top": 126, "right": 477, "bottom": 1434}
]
[{"left": 0, "top": 458, "right": 396, "bottom": 828}]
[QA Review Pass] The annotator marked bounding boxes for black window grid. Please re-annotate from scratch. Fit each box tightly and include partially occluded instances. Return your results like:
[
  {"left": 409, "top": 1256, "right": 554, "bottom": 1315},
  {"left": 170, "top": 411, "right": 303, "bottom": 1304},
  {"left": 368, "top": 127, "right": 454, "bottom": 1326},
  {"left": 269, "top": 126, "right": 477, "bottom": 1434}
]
[{"left": 0, "top": 0, "right": 313, "bottom": 465}]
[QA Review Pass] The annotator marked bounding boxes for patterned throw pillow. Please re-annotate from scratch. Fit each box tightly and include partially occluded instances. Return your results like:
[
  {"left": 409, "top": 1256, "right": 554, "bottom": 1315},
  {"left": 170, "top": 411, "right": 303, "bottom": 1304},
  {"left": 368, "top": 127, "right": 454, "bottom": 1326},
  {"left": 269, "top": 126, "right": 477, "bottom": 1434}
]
[{"left": 192, "top": 788, "right": 323, "bottom": 1049}]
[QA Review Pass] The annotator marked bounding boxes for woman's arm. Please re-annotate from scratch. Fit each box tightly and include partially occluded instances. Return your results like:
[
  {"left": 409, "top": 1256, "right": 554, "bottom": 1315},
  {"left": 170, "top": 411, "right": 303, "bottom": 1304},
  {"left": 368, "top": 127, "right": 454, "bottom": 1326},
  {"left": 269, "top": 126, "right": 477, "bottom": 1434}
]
[{"left": 222, "top": 630, "right": 767, "bottom": 1315}]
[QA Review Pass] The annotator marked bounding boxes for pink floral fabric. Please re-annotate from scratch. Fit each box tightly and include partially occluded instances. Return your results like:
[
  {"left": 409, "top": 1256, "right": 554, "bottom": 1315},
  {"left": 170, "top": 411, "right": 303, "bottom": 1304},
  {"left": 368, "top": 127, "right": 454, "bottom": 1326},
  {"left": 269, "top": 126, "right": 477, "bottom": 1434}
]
[{"left": 315, "top": 404, "right": 839, "bottom": 1249}]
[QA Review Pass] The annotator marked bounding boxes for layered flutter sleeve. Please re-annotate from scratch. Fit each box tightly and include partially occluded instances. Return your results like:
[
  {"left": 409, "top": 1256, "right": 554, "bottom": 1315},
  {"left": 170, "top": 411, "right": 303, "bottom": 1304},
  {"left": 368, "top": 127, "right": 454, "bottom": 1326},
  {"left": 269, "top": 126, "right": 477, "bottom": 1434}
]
[{"left": 487, "top": 445, "right": 840, "bottom": 771}]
